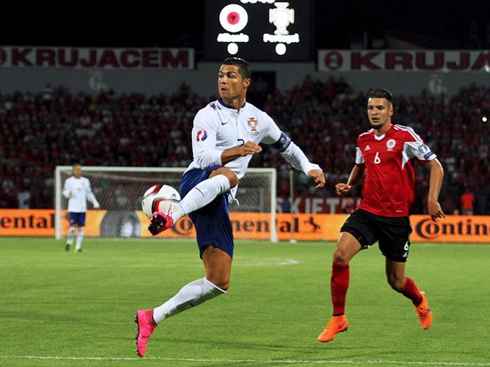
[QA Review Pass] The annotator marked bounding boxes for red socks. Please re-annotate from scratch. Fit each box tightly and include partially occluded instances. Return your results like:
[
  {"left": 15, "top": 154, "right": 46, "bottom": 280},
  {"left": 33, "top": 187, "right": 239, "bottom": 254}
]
[
  {"left": 330, "top": 263, "right": 423, "bottom": 314},
  {"left": 400, "top": 277, "right": 423, "bottom": 306},
  {"left": 331, "top": 262, "right": 350, "bottom": 315}
]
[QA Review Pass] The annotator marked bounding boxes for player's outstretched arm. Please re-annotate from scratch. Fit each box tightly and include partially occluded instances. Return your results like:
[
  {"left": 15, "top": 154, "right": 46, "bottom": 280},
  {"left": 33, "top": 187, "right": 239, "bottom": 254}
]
[{"left": 426, "top": 159, "right": 445, "bottom": 222}]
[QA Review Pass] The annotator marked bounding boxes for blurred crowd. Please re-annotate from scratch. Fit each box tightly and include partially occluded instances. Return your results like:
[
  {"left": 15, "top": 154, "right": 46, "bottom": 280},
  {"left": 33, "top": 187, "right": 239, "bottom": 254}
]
[{"left": 1, "top": 78, "right": 489, "bottom": 214}]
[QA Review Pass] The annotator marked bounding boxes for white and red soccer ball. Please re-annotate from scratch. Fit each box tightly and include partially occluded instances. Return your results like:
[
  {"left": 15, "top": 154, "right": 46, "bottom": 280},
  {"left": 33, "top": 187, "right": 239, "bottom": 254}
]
[{"left": 141, "top": 184, "right": 181, "bottom": 219}]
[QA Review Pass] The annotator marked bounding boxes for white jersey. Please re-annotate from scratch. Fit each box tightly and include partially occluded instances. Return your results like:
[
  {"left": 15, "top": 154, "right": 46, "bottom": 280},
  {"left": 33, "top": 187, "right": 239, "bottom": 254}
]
[
  {"left": 62, "top": 176, "right": 99, "bottom": 212},
  {"left": 186, "top": 98, "right": 321, "bottom": 198}
]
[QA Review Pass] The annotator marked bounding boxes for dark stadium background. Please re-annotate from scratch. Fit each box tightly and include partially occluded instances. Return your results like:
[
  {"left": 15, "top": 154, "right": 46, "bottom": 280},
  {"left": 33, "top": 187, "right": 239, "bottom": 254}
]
[
  {"left": 0, "top": 0, "right": 488, "bottom": 214},
  {"left": 1, "top": 0, "right": 488, "bottom": 51}
]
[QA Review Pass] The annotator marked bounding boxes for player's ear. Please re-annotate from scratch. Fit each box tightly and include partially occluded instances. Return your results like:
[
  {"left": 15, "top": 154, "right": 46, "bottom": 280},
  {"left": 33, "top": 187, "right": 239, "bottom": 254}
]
[
  {"left": 389, "top": 104, "right": 394, "bottom": 117},
  {"left": 243, "top": 78, "right": 251, "bottom": 89}
]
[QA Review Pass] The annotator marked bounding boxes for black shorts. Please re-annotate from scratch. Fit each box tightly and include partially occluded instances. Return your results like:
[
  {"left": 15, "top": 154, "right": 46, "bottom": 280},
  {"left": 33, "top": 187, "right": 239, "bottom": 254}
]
[{"left": 340, "top": 209, "right": 412, "bottom": 263}]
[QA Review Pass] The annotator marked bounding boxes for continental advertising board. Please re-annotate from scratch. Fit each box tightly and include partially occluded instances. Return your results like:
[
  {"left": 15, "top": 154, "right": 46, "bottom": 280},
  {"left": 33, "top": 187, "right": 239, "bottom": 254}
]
[{"left": 1, "top": 210, "right": 489, "bottom": 243}]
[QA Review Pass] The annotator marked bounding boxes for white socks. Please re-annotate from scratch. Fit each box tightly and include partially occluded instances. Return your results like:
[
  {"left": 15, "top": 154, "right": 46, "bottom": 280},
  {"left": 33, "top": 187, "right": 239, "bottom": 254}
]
[
  {"left": 75, "top": 227, "right": 84, "bottom": 250},
  {"left": 66, "top": 226, "right": 76, "bottom": 245},
  {"left": 168, "top": 174, "right": 231, "bottom": 223},
  {"left": 153, "top": 278, "right": 226, "bottom": 324}
]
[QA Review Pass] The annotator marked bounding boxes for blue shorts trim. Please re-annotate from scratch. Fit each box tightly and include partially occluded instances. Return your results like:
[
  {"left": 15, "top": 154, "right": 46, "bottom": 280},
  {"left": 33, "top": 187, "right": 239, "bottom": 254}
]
[
  {"left": 179, "top": 166, "right": 234, "bottom": 259},
  {"left": 68, "top": 212, "right": 86, "bottom": 227}
]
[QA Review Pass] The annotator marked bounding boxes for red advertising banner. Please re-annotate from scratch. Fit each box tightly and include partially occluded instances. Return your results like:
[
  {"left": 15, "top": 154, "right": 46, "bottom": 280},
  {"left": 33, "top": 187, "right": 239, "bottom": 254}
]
[
  {"left": 0, "top": 46, "right": 194, "bottom": 69},
  {"left": 318, "top": 50, "right": 490, "bottom": 72}
]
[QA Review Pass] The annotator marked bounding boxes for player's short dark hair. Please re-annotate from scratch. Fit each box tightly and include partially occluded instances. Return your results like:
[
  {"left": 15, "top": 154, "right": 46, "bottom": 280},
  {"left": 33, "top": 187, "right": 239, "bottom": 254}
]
[
  {"left": 368, "top": 88, "right": 393, "bottom": 104},
  {"left": 222, "top": 57, "right": 251, "bottom": 79}
]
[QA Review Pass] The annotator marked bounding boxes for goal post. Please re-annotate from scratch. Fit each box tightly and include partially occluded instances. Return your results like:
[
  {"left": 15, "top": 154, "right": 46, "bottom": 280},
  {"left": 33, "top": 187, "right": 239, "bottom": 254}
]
[{"left": 54, "top": 166, "right": 277, "bottom": 242}]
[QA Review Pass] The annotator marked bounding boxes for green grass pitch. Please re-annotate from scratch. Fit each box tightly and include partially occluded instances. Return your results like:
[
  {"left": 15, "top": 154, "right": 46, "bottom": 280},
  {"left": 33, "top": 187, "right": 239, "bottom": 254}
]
[{"left": 1, "top": 237, "right": 489, "bottom": 367}]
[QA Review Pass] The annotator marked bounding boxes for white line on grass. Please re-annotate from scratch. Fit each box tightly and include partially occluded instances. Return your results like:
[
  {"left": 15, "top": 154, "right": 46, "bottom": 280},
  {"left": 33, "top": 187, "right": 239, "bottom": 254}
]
[
  {"left": 8, "top": 258, "right": 299, "bottom": 268},
  {"left": 1, "top": 355, "right": 489, "bottom": 366}
]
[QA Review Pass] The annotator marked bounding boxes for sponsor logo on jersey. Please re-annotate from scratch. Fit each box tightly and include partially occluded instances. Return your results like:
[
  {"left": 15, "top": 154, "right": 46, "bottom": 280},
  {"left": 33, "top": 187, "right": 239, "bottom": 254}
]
[
  {"left": 247, "top": 117, "right": 259, "bottom": 135},
  {"left": 365, "top": 145, "right": 371, "bottom": 151},
  {"left": 196, "top": 130, "right": 207, "bottom": 142},
  {"left": 386, "top": 139, "right": 396, "bottom": 151}
]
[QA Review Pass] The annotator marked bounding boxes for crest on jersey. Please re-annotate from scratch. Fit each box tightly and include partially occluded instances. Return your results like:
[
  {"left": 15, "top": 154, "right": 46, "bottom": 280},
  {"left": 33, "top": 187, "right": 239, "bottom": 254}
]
[
  {"left": 247, "top": 117, "right": 259, "bottom": 135},
  {"left": 386, "top": 139, "right": 396, "bottom": 151},
  {"left": 196, "top": 130, "right": 207, "bottom": 142}
]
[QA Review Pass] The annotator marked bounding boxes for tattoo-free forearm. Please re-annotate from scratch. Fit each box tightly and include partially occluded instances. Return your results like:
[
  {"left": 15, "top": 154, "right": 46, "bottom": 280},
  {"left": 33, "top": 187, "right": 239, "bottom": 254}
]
[{"left": 347, "top": 165, "right": 365, "bottom": 187}]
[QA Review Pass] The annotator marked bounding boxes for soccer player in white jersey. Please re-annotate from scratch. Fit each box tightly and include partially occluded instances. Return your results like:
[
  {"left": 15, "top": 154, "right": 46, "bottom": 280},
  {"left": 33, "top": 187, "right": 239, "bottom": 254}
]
[
  {"left": 317, "top": 88, "right": 445, "bottom": 343},
  {"left": 134, "top": 57, "right": 326, "bottom": 357},
  {"left": 62, "top": 163, "right": 100, "bottom": 252}
]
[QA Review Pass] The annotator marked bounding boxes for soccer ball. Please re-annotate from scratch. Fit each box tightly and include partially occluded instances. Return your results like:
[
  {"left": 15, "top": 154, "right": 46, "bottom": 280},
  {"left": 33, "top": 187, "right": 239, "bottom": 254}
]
[{"left": 141, "top": 184, "right": 181, "bottom": 219}]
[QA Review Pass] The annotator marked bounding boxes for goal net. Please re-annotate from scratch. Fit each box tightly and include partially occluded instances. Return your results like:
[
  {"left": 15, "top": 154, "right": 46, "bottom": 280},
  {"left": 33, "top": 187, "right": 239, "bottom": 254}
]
[{"left": 54, "top": 166, "right": 277, "bottom": 242}]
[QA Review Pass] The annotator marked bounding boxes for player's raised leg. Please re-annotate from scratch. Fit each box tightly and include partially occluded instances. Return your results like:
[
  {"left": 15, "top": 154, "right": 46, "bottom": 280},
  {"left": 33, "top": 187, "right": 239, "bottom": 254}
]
[
  {"left": 149, "top": 167, "right": 237, "bottom": 236},
  {"left": 318, "top": 232, "right": 361, "bottom": 342}
]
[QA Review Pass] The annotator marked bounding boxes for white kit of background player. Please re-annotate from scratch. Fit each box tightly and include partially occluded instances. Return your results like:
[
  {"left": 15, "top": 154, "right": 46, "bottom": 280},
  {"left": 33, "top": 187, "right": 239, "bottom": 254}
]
[{"left": 62, "top": 164, "right": 100, "bottom": 252}]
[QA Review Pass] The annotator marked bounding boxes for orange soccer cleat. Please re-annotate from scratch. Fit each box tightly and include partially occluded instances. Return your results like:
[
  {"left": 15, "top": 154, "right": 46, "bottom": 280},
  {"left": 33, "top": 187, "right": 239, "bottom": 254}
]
[
  {"left": 317, "top": 314, "right": 349, "bottom": 343},
  {"left": 415, "top": 291, "right": 433, "bottom": 330}
]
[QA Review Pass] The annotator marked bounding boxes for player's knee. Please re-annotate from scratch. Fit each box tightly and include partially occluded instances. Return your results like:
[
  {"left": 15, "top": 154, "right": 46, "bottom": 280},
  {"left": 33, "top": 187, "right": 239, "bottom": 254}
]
[
  {"left": 333, "top": 248, "right": 350, "bottom": 264},
  {"left": 211, "top": 168, "right": 238, "bottom": 188},
  {"left": 208, "top": 278, "right": 230, "bottom": 291},
  {"left": 387, "top": 276, "right": 404, "bottom": 292},
  {"left": 222, "top": 170, "right": 238, "bottom": 188}
]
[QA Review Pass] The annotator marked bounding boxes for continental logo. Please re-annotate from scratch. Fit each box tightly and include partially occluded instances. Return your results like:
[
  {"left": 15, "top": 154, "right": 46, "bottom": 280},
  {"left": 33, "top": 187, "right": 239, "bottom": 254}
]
[
  {"left": 171, "top": 216, "right": 321, "bottom": 235},
  {"left": 0, "top": 213, "right": 54, "bottom": 229},
  {"left": 414, "top": 217, "right": 489, "bottom": 240}
]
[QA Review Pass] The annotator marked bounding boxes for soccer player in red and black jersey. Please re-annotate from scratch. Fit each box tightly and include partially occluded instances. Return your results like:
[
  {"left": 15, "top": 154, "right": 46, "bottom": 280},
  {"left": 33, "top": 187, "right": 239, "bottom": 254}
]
[{"left": 318, "top": 88, "right": 445, "bottom": 343}]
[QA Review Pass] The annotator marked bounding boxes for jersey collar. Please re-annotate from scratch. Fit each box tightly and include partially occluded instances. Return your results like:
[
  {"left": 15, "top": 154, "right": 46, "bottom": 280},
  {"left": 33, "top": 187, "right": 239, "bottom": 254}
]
[{"left": 218, "top": 97, "right": 246, "bottom": 110}]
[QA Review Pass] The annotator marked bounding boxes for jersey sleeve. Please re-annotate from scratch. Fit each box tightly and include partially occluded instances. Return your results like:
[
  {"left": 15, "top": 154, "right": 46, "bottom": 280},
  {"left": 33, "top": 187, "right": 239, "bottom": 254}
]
[
  {"left": 405, "top": 142, "right": 436, "bottom": 162},
  {"left": 258, "top": 112, "right": 281, "bottom": 144},
  {"left": 259, "top": 112, "right": 322, "bottom": 175},
  {"left": 85, "top": 179, "right": 100, "bottom": 208},
  {"left": 402, "top": 128, "right": 437, "bottom": 163},
  {"left": 355, "top": 146, "right": 364, "bottom": 164},
  {"left": 62, "top": 178, "right": 72, "bottom": 199},
  {"left": 191, "top": 109, "right": 222, "bottom": 169}
]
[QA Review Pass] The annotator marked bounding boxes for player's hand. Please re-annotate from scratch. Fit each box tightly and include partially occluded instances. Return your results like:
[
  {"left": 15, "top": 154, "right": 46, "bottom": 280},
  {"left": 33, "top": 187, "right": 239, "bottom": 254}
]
[
  {"left": 240, "top": 141, "right": 262, "bottom": 156},
  {"left": 428, "top": 199, "right": 445, "bottom": 222},
  {"left": 335, "top": 183, "right": 352, "bottom": 196},
  {"left": 308, "top": 169, "right": 325, "bottom": 188}
]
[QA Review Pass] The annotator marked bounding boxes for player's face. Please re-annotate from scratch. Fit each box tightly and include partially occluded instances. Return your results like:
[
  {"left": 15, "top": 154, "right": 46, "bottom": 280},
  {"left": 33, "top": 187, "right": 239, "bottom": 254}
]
[
  {"left": 218, "top": 65, "right": 250, "bottom": 104},
  {"left": 367, "top": 98, "right": 393, "bottom": 130},
  {"left": 73, "top": 165, "right": 82, "bottom": 178}
]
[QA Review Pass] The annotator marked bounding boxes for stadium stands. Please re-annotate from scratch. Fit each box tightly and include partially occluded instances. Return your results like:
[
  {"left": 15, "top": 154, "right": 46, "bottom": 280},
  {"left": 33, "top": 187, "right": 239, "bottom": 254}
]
[{"left": 2, "top": 79, "right": 489, "bottom": 214}]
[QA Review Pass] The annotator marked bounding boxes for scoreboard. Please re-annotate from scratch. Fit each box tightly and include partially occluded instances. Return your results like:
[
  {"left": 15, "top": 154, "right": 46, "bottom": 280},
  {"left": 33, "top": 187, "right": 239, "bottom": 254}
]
[{"left": 205, "top": 0, "right": 312, "bottom": 62}]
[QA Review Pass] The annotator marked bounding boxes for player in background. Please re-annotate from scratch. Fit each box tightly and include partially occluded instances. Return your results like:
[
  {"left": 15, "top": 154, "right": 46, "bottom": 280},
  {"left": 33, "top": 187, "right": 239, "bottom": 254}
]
[
  {"left": 62, "top": 163, "right": 100, "bottom": 252},
  {"left": 317, "top": 88, "right": 445, "bottom": 343},
  {"left": 134, "top": 57, "right": 326, "bottom": 357}
]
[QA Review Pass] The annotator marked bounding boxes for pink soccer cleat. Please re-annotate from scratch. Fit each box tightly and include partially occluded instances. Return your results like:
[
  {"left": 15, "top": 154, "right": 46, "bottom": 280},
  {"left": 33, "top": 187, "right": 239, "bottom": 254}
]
[
  {"left": 134, "top": 309, "right": 157, "bottom": 357},
  {"left": 148, "top": 211, "right": 174, "bottom": 236}
]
